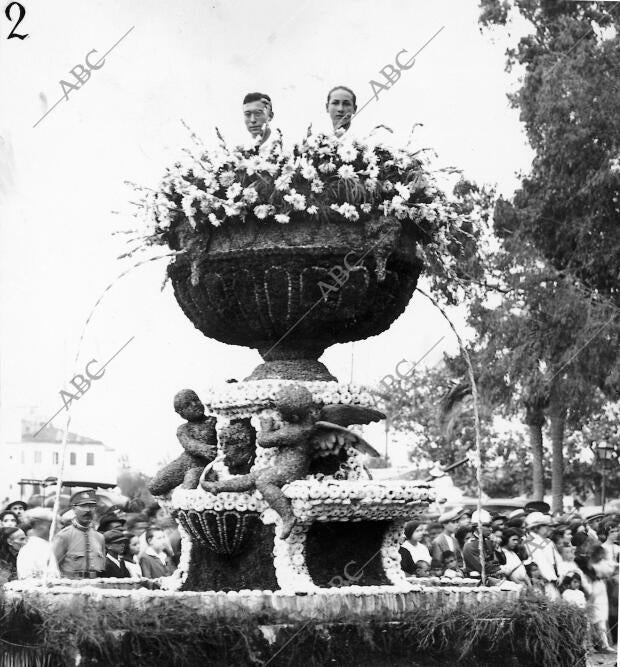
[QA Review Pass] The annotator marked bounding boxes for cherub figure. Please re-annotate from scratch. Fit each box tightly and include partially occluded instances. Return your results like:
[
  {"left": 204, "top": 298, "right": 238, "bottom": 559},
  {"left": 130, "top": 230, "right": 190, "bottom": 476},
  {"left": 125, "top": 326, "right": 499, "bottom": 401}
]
[
  {"left": 149, "top": 389, "right": 218, "bottom": 496},
  {"left": 201, "top": 384, "right": 383, "bottom": 539}
]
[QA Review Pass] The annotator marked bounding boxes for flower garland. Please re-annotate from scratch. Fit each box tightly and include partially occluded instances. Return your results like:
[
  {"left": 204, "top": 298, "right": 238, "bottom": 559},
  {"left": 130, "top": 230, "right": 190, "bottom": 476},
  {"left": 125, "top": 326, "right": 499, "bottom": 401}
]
[
  {"left": 131, "top": 131, "right": 456, "bottom": 241},
  {"left": 202, "top": 380, "right": 376, "bottom": 413}
]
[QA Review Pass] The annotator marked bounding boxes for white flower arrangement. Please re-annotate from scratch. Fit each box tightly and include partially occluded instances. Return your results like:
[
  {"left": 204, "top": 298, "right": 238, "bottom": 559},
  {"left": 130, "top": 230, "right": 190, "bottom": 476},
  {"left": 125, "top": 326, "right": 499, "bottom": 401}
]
[
  {"left": 173, "top": 480, "right": 434, "bottom": 523},
  {"left": 202, "top": 379, "right": 376, "bottom": 413},
  {"left": 130, "top": 131, "right": 457, "bottom": 243}
]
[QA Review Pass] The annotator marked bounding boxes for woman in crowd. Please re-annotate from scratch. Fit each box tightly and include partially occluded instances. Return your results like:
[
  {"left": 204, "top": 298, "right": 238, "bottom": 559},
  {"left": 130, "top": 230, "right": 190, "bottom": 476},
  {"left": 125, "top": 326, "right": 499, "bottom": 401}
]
[
  {"left": 0, "top": 510, "right": 18, "bottom": 528},
  {"left": 139, "top": 527, "right": 175, "bottom": 579},
  {"left": 0, "top": 526, "right": 27, "bottom": 584},
  {"left": 454, "top": 525, "right": 472, "bottom": 568},
  {"left": 399, "top": 521, "right": 431, "bottom": 575},
  {"left": 499, "top": 529, "right": 530, "bottom": 586}
]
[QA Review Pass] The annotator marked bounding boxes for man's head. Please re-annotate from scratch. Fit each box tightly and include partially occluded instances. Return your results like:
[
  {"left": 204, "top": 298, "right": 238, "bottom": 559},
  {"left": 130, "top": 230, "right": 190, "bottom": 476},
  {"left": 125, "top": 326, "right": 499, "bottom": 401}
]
[
  {"left": 70, "top": 489, "right": 98, "bottom": 527},
  {"left": 438, "top": 507, "right": 463, "bottom": 534},
  {"left": 6, "top": 501, "right": 27, "bottom": 519},
  {"left": 173, "top": 389, "right": 205, "bottom": 422},
  {"left": 471, "top": 509, "right": 492, "bottom": 538},
  {"left": 21, "top": 508, "right": 54, "bottom": 539},
  {"left": 525, "top": 511, "right": 552, "bottom": 537},
  {"left": 243, "top": 92, "right": 273, "bottom": 138},
  {"left": 326, "top": 86, "right": 357, "bottom": 131},
  {"left": 104, "top": 529, "right": 128, "bottom": 556},
  {"left": 145, "top": 527, "right": 166, "bottom": 553},
  {"left": 427, "top": 522, "right": 442, "bottom": 542}
]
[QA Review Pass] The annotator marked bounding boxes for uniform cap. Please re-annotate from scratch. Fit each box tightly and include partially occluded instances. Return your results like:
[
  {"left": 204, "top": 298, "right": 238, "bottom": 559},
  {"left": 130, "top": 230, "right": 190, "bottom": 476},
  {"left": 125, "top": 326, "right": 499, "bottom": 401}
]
[{"left": 70, "top": 489, "right": 98, "bottom": 506}]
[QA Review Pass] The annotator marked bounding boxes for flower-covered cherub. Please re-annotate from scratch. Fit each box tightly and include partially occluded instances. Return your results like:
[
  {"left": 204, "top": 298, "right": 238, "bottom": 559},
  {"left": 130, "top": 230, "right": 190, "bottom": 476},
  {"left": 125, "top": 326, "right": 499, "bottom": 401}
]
[
  {"left": 149, "top": 389, "right": 218, "bottom": 496},
  {"left": 201, "top": 384, "right": 383, "bottom": 538}
]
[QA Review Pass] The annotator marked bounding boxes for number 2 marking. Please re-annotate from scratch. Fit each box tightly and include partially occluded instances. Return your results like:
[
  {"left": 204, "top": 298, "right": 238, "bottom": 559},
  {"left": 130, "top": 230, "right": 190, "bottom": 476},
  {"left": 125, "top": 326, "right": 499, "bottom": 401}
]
[{"left": 5, "top": 2, "right": 28, "bottom": 40}]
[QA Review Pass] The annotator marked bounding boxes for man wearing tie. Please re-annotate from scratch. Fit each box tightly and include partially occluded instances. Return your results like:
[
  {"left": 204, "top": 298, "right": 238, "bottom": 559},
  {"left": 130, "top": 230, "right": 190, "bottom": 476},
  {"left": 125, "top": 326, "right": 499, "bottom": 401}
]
[{"left": 52, "top": 489, "right": 105, "bottom": 579}]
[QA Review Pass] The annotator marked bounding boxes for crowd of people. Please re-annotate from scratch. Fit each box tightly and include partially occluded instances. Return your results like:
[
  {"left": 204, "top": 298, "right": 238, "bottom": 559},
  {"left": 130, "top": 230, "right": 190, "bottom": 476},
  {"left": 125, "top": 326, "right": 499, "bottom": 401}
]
[
  {"left": 0, "top": 489, "right": 180, "bottom": 585},
  {"left": 399, "top": 503, "right": 620, "bottom": 652}
]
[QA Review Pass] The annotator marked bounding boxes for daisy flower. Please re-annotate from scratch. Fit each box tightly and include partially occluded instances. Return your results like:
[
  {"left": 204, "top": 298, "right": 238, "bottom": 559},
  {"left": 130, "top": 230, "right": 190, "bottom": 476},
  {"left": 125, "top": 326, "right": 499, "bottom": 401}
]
[
  {"left": 307, "top": 205, "right": 318, "bottom": 215},
  {"left": 284, "top": 190, "right": 307, "bottom": 211},
  {"left": 275, "top": 214, "right": 290, "bottom": 224},
  {"left": 337, "top": 142, "right": 358, "bottom": 163},
  {"left": 242, "top": 187, "right": 258, "bottom": 203},
  {"left": 219, "top": 171, "right": 236, "bottom": 187},
  {"left": 226, "top": 183, "right": 242, "bottom": 199},
  {"left": 253, "top": 204, "right": 273, "bottom": 220},
  {"left": 337, "top": 164, "right": 356, "bottom": 180},
  {"left": 311, "top": 180, "right": 324, "bottom": 193}
]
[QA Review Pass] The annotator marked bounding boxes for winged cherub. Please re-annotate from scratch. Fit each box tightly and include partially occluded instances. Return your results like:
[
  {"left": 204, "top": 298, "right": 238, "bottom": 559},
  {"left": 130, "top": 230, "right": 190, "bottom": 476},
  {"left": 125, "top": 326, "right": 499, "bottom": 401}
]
[{"left": 201, "top": 384, "right": 383, "bottom": 538}]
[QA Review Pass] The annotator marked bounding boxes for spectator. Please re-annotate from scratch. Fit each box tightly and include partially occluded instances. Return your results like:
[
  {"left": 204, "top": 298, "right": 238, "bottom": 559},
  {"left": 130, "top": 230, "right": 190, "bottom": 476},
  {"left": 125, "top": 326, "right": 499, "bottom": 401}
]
[
  {"left": 52, "top": 490, "right": 106, "bottom": 579},
  {"left": 415, "top": 560, "right": 430, "bottom": 577},
  {"left": 16, "top": 508, "right": 59, "bottom": 579},
  {"left": 123, "top": 534, "right": 142, "bottom": 578},
  {"left": 441, "top": 550, "right": 463, "bottom": 579},
  {"left": 4, "top": 501, "right": 28, "bottom": 523},
  {"left": 491, "top": 515, "right": 507, "bottom": 531},
  {"left": 399, "top": 521, "right": 432, "bottom": 575},
  {"left": 600, "top": 521, "right": 620, "bottom": 562},
  {"left": 525, "top": 562, "right": 545, "bottom": 596},
  {"left": 98, "top": 508, "right": 126, "bottom": 533},
  {"left": 103, "top": 530, "right": 131, "bottom": 578},
  {"left": 431, "top": 508, "right": 461, "bottom": 564},
  {"left": 578, "top": 545, "right": 615, "bottom": 653},
  {"left": 560, "top": 572, "right": 587, "bottom": 609},
  {"left": 462, "top": 510, "right": 501, "bottom": 578},
  {"left": 454, "top": 525, "right": 472, "bottom": 568},
  {"left": 0, "top": 510, "right": 18, "bottom": 528},
  {"left": 0, "top": 526, "right": 27, "bottom": 584},
  {"left": 457, "top": 511, "right": 471, "bottom": 527},
  {"left": 523, "top": 512, "right": 561, "bottom": 600},
  {"left": 499, "top": 528, "right": 529, "bottom": 586},
  {"left": 139, "top": 528, "right": 175, "bottom": 578},
  {"left": 425, "top": 522, "right": 442, "bottom": 547}
]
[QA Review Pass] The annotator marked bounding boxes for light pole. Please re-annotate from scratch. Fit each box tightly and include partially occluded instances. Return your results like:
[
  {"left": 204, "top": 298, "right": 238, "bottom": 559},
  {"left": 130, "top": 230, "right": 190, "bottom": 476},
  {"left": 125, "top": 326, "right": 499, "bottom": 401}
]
[{"left": 591, "top": 441, "right": 618, "bottom": 512}]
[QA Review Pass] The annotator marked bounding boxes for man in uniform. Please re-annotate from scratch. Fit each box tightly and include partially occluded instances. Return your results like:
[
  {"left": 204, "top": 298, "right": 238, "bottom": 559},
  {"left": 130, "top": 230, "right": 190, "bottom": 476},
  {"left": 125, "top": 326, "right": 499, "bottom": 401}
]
[{"left": 52, "top": 489, "right": 105, "bottom": 579}]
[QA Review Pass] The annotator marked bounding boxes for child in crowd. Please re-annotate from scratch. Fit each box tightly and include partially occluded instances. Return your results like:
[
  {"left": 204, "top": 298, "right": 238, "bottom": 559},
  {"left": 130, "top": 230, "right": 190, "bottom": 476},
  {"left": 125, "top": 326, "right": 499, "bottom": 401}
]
[
  {"left": 139, "top": 527, "right": 175, "bottom": 579},
  {"left": 414, "top": 560, "right": 430, "bottom": 577},
  {"left": 441, "top": 550, "right": 463, "bottom": 579},
  {"left": 525, "top": 563, "right": 546, "bottom": 596},
  {"left": 561, "top": 572, "right": 587, "bottom": 609}
]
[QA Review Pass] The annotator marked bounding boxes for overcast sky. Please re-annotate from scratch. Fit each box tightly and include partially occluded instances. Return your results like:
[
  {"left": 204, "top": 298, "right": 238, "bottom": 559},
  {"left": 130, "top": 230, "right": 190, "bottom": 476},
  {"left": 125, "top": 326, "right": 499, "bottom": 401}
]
[{"left": 0, "top": 0, "right": 533, "bottom": 473}]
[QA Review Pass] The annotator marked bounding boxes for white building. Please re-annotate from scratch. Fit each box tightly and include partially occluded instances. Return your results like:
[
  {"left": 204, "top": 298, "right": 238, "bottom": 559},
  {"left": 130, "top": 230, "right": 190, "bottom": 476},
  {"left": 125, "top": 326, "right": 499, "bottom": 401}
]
[{"left": 0, "top": 411, "right": 117, "bottom": 504}]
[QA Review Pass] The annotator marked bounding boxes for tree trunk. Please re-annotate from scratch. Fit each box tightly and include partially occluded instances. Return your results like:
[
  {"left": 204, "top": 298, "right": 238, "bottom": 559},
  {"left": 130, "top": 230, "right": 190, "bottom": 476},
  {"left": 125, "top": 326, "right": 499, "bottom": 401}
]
[
  {"left": 525, "top": 405, "right": 545, "bottom": 501},
  {"left": 548, "top": 396, "right": 566, "bottom": 514}
]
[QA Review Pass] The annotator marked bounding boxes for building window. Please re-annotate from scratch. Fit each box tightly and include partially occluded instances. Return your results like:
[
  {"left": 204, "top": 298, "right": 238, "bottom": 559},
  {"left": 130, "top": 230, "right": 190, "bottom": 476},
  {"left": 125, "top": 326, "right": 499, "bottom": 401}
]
[
  {"left": 69, "top": 452, "right": 76, "bottom": 465},
  {"left": 86, "top": 452, "right": 95, "bottom": 466},
  {"left": 52, "top": 452, "right": 59, "bottom": 465},
  {"left": 34, "top": 451, "right": 42, "bottom": 464}
]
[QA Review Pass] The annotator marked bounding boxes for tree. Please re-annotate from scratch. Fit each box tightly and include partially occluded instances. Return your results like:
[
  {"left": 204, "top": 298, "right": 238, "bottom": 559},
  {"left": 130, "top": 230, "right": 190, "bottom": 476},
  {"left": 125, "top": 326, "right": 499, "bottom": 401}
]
[{"left": 474, "top": 0, "right": 620, "bottom": 509}]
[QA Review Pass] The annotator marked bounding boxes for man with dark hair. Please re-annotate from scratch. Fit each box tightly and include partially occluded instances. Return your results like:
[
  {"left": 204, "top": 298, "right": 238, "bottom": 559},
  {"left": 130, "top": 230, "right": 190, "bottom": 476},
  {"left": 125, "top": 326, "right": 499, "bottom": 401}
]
[
  {"left": 242, "top": 92, "right": 273, "bottom": 146},
  {"left": 325, "top": 86, "right": 357, "bottom": 133}
]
